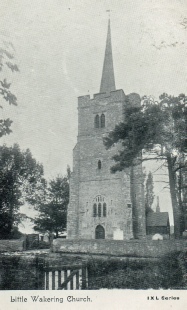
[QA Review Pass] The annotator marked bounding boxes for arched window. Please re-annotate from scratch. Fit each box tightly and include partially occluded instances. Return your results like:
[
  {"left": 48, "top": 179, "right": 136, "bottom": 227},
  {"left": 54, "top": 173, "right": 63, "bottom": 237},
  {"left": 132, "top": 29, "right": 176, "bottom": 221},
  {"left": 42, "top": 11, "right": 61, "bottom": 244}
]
[
  {"left": 93, "top": 204, "right": 97, "bottom": 217},
  {"left": 98, "top": 160, "right": 101, "bottom": 169},
  {"left": 94, "top": 114, "right": 99, "bottom": 128},
  {"left": 101, "top": 113, "right": 105, "bottom": 128},
  {"left": 92, "top": 196, "right": 107, "bottom": 218},
  {"left": 103, "top": 203, "right": 107, "bottom": 217},
  {"left": 98, "top": 203, "right": 101, "bottom": 217}
]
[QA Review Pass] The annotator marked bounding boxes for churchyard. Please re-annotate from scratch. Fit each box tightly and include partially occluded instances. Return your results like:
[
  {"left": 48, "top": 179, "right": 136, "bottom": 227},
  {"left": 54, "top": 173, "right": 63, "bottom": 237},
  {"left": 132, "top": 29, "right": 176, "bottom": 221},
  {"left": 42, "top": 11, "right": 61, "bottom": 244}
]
[{"left": 0, "top": 239, "right": 187, "bottom": 290}]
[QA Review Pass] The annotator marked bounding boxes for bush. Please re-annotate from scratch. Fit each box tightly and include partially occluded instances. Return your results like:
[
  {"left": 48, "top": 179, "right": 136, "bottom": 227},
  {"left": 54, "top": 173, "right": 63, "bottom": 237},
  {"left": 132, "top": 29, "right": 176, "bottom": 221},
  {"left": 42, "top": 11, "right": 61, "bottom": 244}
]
[
  {"left": 38, "top": 241, "right": 50, "bottom": 249},
  {"left": 87, "top": 252, "right": 186, "bottom": 289}
]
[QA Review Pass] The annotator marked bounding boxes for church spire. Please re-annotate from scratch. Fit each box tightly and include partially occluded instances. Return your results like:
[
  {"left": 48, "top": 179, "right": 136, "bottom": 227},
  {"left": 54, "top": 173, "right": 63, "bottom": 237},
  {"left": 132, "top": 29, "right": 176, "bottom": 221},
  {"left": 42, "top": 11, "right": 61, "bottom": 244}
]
[{"left": 100, "top": 19, "right": 116, "bottom": 93}]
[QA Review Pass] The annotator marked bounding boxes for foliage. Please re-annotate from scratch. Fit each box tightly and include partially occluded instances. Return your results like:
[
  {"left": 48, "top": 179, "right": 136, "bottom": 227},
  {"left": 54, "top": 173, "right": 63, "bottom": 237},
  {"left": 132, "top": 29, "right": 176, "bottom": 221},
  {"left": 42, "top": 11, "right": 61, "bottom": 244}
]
[
  {"left": 0, "top": 250, "right": 186, "bottom": 290},
  {"left": 34, "top": 175, "right": 69, "bottom": 237},
  {"left": 0, "top": 255, "right": 40, "bottom": 290},
  {"left": 0, "top": 144, "right": 44, "bottom": 238},
  {"left": 103, "top": 93, "right": 187, "bottom": 238},
  {"left": 87, "top": 252, "right": 185, "bottom": 289},
  {"left": 104, "top": 94, "right": 186, "bottom": 170},
  {"left": 145, "top": 171, "right": 155, "bottom": 215},
  {"left": 0, "top": 42, "right": 19, "bottom": 137},
  {"left": 8, "top": 226, "right": 24, "bottom": 239}
]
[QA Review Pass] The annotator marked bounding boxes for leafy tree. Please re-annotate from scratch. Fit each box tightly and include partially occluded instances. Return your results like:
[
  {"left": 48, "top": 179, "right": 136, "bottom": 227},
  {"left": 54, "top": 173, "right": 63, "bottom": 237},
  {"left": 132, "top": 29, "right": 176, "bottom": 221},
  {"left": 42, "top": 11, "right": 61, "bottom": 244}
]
[
  {"left": 145, "top": 171, "right": 155, "bottom": 215},
  {"left": 0, "top": 41, "right": 19, "bottom": 137},
  {"left": 34, "top": 175, "right": 69, "bottom": 238},
  {"left": 0, "top": 144, "right": 44, "bottom": 238},
  {"left": 9, "top": 226, "right": 24, "bottom": 239},
  {"left": 104, "top": 93, "right": 187, "bottom": 238}
]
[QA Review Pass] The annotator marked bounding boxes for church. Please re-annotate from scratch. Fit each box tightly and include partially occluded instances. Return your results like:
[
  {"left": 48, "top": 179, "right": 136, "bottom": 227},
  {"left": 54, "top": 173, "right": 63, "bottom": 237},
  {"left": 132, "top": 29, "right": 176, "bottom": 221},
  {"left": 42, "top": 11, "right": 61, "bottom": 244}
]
[{"left": 67, "top": 20, "right": 146, "bottom": 240}]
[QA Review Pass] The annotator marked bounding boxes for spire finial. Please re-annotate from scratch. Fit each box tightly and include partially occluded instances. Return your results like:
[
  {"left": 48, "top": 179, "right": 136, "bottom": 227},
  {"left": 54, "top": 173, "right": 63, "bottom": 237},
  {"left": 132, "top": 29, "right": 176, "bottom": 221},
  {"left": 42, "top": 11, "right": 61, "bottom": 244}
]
[{"left": 100, "top": 17, "right": 116, "bottom": 94}]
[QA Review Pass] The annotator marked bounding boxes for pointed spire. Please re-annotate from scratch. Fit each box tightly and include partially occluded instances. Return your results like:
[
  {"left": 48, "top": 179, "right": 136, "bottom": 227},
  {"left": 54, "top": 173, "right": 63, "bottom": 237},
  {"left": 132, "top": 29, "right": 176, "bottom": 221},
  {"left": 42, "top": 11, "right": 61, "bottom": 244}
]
[{"left": 100, "top": 19, "right": 116, "bottom": 93}]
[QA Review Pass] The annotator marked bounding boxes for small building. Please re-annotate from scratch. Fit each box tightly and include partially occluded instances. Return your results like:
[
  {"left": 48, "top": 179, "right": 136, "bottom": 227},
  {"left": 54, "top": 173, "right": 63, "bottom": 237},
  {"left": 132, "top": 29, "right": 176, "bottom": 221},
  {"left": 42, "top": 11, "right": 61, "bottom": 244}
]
[{"left": 146, "top": 212, "right": 170, "bottom": 239}]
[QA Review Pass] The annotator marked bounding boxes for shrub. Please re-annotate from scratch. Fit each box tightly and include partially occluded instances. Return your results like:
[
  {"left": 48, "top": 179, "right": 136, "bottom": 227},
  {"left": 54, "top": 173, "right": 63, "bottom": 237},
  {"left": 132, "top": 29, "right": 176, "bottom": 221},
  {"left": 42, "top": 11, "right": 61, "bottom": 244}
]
[{"left": 87, "top": 252, "right": 186, "bottom": 289}]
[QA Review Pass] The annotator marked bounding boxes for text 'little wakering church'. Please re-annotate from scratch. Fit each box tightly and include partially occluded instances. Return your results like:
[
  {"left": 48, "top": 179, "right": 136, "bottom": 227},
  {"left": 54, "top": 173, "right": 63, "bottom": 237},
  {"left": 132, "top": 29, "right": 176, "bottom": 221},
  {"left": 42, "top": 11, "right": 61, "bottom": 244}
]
[{"left": 67, "top": 20, "right": 146, "bottom": 240}]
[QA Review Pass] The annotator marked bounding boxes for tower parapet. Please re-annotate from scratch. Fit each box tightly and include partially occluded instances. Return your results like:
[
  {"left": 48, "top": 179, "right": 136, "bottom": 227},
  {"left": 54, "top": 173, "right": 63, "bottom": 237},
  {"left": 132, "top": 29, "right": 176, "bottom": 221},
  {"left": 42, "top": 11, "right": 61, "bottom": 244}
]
[
  {"left": 78, "top": 89, "right": 126, "bottom": 107},
  {"left": 94, "top": 89, "right": 125, "bottom": 102}
]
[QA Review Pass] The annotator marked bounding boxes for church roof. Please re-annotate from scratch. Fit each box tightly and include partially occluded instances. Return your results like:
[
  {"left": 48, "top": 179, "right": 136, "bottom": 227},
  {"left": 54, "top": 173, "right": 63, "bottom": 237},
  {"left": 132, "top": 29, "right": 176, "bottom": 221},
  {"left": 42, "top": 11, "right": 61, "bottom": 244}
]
[
  {"left": 147, "top": 212, "right": 169, "bottom": 227},
  {"left": 100, "top": 19, "right": 116, "bottom": 94}
]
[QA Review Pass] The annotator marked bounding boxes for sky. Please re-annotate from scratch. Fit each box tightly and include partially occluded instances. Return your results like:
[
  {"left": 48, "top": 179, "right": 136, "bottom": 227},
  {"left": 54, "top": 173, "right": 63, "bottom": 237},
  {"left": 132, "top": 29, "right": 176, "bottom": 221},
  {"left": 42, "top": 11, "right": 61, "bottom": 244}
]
[{"left": 0, "top": 0, "right": 187, "bottom": 231}]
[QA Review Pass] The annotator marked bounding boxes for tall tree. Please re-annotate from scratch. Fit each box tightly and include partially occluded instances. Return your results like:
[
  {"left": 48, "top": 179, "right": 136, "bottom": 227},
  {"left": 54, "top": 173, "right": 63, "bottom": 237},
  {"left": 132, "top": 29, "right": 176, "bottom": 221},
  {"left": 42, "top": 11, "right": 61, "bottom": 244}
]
[
  {"left": 0, "top": 41, "right": 19, "bottom": 137},
  {"left": 145, "top": 171, "right": 155, "bottom": 215},
  {"left": 34, "top": 175, "right": 69, "bottom": 238},
  {"left": 104, "top": 93, "right": 187, "bottom": 238},
  {"left": 0, "top": 144, "right": 44, "bottom": 238}
]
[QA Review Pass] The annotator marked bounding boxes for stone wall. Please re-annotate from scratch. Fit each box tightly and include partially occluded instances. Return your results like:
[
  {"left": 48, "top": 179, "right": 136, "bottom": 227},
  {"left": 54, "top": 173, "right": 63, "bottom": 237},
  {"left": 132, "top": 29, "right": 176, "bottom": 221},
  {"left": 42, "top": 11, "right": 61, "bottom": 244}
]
[
  {"left": 67, "top": 88, "right": 147, "bottom": 240},
  {"left": 67, "top": 90, "right": 144, "bottom": 240},
  {"left": 52, "top": 239, "right": 186, "bottom": 258}
]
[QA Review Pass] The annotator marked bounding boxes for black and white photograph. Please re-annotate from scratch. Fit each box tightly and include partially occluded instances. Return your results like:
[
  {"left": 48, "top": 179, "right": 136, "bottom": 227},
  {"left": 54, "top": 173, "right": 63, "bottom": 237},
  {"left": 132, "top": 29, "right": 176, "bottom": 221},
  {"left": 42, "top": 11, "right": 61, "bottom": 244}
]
[{"left": 0, "top": 0, "right": 187, "bottom": 309}]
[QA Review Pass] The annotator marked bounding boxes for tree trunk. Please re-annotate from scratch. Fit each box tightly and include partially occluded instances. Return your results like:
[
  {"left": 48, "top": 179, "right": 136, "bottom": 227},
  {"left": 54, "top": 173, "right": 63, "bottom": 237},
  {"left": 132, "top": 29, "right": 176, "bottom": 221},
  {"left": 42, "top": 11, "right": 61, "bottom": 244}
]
[
  {"left": 167, "top": 155, "right": 182, "bottom": 238},
  {"left": 178, "top": 166, "right": 185, "bottom": 233}
]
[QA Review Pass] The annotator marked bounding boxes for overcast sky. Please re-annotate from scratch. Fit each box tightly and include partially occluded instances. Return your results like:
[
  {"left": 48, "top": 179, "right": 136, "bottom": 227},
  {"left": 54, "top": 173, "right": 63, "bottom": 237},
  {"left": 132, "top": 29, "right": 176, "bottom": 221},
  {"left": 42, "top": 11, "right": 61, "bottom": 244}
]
[{"left": 0, "top": 0, "right": 187, "bottom": 231}]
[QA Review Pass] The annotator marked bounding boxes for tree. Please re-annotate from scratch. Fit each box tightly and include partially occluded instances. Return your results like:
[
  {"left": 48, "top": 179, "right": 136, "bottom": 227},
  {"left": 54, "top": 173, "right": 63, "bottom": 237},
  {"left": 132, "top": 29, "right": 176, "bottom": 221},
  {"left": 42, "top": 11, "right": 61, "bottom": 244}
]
[
  {"left": 145, "top": 171, "right": 155, "bottom": 215},
  {"left": 0, "top": 41, "right": 19, "bottom": 137},
  {"left": 0, "top": 144, "right": 44, "bottom": 238},
  {"left": 34, "top": 175, "right": 69, "bottom": 238},
  {"left": 104, "top": 93, "right": 187, "bottom": 238}
]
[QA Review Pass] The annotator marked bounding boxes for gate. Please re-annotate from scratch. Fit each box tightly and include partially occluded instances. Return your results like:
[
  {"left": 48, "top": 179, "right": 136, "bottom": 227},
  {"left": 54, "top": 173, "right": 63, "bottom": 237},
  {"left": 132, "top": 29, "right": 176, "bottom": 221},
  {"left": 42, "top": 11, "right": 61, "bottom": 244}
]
[
  {"left": 36, "top": 258, "right": 88, "bottom": 290},
  {"left": 25, "top": 234, "right": 39, "bottom": 250}
]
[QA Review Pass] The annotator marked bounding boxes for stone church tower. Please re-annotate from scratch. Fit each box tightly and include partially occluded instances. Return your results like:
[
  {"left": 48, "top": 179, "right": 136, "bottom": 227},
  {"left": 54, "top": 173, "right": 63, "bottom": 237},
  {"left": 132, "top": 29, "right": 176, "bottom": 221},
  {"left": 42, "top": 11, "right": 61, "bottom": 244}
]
[{"left": 67, "top": 20, "right": 146, "bottom": 240}]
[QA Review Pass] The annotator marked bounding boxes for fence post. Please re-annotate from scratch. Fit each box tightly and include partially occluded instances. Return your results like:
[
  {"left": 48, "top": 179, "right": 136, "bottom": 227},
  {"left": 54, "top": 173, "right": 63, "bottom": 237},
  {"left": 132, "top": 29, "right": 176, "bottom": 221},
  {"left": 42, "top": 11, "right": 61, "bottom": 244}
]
[
  {"left": 49, "top": 233, "right": 54, "bottom": 252},
  {"left": 46, "top": 261, "right": 49, "bottom": 290},
  {"left": 35, "top": 255, "right": 45, "bottom": 289},
  {"left": 22, "top": 234, "right": 27, "bottom": 251},
  {"left": 81, "top": 261, "right": 87, "bottom": 290}
]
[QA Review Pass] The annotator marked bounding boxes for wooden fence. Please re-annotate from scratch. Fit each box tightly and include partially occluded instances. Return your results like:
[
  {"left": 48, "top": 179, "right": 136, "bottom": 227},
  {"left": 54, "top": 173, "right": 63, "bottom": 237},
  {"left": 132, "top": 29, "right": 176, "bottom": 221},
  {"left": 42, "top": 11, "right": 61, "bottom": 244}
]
[{"left": 36, "top": 257, "right": 87, "bottom": 290}]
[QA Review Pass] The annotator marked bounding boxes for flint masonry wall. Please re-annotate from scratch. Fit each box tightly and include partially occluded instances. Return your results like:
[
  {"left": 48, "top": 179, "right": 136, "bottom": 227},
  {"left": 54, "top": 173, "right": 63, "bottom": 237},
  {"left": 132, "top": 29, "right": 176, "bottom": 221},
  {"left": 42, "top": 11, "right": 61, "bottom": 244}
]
[
  {"left": 67, "top": 90, "right": 135, "bottom": 240},
  {"left": 67, "top": 90, "right": 146, "bottom": 240}
]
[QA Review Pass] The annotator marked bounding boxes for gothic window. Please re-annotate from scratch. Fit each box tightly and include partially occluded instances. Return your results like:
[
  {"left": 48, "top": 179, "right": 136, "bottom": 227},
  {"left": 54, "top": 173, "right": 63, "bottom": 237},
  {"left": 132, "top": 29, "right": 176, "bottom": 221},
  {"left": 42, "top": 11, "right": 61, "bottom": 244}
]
[
  {"left": 103, "top": 203, "right": 107, "bottom": 217},
  {"left": 94, "top": 114, "right": 99, "bottom": 128},
  {"left": 98, "top": 203, "right": 102, "bottom": 217},
  {"left": 92, "top": 196, "right": 107, "bottom": 218},
  {"left": 98, "top": 160, "right": 101, "bottom": 169},
  {"left": 93, "top": 203, "right": 97, "bottom": 217},
  {"left": 101, "top": 113, "right": 105, "bottom": 128}
]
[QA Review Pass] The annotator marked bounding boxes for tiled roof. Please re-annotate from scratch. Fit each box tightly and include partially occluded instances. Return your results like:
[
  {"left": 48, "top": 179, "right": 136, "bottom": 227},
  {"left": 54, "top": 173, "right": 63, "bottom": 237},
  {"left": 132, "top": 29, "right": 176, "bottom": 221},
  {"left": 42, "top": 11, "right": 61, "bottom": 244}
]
[{"left": 146, "top": 212, "right": 169, "bottom": 227}]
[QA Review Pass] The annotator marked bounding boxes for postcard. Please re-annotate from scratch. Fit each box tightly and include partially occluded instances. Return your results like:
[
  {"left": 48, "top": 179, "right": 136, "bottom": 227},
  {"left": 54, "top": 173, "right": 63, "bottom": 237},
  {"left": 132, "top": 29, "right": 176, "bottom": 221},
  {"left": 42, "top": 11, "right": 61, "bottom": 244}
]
[{"left": 0, "top": 1, "right": 186, "bottom": 309}]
